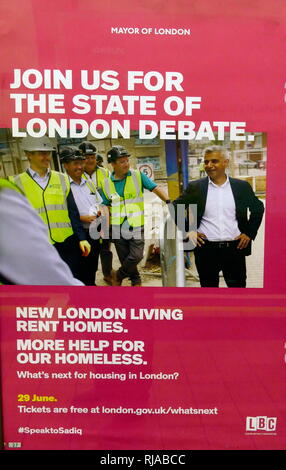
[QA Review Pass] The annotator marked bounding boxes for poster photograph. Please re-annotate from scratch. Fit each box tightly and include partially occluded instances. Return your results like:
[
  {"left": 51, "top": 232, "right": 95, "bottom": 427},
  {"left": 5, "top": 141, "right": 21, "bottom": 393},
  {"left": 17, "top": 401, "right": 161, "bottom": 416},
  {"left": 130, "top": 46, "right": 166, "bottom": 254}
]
[{"left": 0, "top": 0, "right": 285, "bottom": 457}]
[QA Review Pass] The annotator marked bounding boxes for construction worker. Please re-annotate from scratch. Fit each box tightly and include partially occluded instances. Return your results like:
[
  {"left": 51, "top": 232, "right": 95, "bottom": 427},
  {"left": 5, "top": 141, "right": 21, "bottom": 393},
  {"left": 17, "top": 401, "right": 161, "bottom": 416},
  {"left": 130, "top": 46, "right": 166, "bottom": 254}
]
[
  {"left": 96, "top": 154, "right": 104, "bottom": 168},
  {"left": 0, "top": 177, "right": 84, "bottom": 285},
  {"left": 199, "top": 158, "right": 206, "bottom": 177},
  {"left": 79, "top": 140, "right": 113, "bottom": 285},
  {"left": 100, "top": 145, "right": 170, "bottom": 286},
  {"left": 60, "top": 146, "right": 109, "bottom": 286},
  {"left": 79, "top": 141, "right": 110, "bottom": 189},
  {"left": 9, "top": 135, "right": 91, "bottom": 281}
]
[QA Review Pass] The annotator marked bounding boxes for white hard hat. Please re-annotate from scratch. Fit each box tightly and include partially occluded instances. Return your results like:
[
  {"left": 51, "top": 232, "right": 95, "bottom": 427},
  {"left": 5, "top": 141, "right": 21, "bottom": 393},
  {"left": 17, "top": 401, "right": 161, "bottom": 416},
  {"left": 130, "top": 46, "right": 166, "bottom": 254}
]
[{"left": 21, "top": 135, "right": 54, "bottom": 152}]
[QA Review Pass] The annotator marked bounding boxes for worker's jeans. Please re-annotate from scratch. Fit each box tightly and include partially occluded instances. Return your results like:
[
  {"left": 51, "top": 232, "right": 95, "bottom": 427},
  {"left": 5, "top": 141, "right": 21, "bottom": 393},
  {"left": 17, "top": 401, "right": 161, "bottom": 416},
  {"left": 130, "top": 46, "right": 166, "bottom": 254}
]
[{"left": 112, "top": 225, "right": 144, "bottom": 285}]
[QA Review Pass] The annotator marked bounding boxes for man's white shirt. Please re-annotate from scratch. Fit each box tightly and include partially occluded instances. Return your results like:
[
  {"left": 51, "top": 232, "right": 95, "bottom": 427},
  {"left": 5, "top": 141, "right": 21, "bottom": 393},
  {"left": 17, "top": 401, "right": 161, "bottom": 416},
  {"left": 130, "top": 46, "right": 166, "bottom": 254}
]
[
  {"left": 69, "top": 177, "right": 102, "bottom": 229},
  {"left": 197, "top": 177, "right": 241, "bottom": 241},
  {"left": 27, "top": 167, "right": 50, "bottom": 188}
]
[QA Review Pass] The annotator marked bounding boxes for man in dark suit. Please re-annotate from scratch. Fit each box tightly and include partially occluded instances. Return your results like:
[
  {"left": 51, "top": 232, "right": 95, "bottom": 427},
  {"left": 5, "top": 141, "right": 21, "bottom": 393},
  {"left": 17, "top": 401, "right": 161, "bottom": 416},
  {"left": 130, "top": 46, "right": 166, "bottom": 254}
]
[{"left": 172, "top": 146, "right": 265, "bottom": 287}]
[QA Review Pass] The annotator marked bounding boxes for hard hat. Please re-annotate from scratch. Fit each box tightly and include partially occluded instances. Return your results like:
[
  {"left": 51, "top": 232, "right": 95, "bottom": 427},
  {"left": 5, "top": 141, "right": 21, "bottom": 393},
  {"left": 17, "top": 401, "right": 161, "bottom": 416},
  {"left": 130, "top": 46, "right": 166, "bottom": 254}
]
[
  {"left": 21, "top": 135, "right": 54, "bottom": 152},
  {"left": 96, "top": 154, "right": 103, "bottom": 163},
  {"left": 78, "top": 141, "right": 97, "bottom": 155},
  {"left": 107, "top": 146, "right": 130, "bottom": 163},
  {"left": 60, "top": 147, "right": 85, "bottom": 163}
]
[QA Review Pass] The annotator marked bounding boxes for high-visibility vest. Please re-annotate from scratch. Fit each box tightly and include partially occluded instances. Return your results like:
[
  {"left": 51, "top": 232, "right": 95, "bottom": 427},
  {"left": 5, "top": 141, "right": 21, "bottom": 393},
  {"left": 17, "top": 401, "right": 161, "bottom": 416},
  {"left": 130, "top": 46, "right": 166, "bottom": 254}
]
[
  {"left": 9, "top": 170, "right": 74, "bottom": 244},
  {"left": 84, "top": 178, "right": 99, "bottom": 195},
  {"left": 101, "top": 170, "right": 144, "bottom": 227},
  {"left": 0, "top": 177, "right": 23, "bottom": 194},
  {"left": 83, "top": 167, "right": 109, "bottom": 190}
]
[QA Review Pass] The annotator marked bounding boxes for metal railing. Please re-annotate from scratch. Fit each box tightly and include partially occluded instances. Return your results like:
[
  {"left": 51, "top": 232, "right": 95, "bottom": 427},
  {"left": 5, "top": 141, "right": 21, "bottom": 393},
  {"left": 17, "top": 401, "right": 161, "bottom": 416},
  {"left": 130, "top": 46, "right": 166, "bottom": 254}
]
[{"left": 159, "top": 213, "right": 185, "bottom": 287}]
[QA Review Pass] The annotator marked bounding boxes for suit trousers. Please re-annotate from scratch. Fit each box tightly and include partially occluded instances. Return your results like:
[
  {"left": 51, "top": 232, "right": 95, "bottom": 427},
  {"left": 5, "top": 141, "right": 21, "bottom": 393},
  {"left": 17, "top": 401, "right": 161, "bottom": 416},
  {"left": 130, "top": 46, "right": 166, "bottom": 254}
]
[
  {"left": 77, "top": 230, "right": 102, "bottom": 286},
  {"left": 54, "top": 234, "right": 82, "bottom": 281},
  {"left": 99, "top": 239, "right": 113, "bottom": 277},
  {"left": 194, "top": 240, "right": 247, "bottom": 287}
]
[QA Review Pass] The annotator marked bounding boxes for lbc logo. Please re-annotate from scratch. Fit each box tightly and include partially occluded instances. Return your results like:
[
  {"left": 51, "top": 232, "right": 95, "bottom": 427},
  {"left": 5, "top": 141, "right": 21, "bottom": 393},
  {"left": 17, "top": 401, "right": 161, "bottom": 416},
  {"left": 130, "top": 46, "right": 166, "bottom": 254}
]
[{"left": 246, "top": 416, "right": 277, "bottom": 432}]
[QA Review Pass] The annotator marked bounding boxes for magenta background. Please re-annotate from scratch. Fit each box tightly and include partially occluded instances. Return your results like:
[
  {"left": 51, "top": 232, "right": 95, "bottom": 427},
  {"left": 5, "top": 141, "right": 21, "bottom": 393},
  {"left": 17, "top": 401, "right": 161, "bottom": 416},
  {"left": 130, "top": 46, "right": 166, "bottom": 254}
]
[{"left": 1, "top": 0, "right": 286, "bottom": 450}]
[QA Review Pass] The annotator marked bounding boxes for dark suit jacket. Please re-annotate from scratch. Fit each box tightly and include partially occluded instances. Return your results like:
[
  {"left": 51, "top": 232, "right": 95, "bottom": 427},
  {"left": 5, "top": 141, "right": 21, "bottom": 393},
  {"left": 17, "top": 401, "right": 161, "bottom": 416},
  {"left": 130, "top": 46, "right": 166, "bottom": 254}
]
[{"left": 172, "top": 176, "right": 265, "bottom": 255}]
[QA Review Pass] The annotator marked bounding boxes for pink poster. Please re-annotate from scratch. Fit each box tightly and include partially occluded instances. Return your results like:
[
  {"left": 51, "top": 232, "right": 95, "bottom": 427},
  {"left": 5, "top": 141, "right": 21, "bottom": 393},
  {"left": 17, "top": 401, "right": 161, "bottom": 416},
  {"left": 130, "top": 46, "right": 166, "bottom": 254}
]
[{"left": 0, "top": 0, "right": 286, "bottom": 452}]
